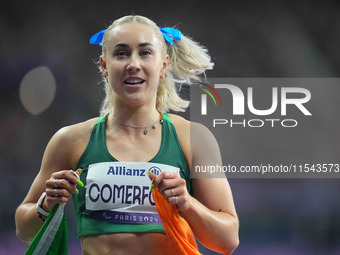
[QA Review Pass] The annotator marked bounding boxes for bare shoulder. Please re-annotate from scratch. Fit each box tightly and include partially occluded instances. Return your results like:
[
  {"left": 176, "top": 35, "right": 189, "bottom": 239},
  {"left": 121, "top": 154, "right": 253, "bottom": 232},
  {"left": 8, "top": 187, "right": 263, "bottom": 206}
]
[
  {"left": 168, "top": 113, "right": 222, "bottom": 171},
  {"left": 167, "top": 114, "right": 217, "bottom": 169},
  {"left": 168, "top": 113, "right": 215, "bottom": 145},
  {"left": 54, "top": 117, "right": 97, "bottom": 143},
  {"left": 44, "top": 117, "right": 98, "bottom": 169},
  {"left": 48, "top": 118, "right": 97, "bottom": 153},
  {"left": 167, "top": 114, "right": 190, "bottom": 136}
]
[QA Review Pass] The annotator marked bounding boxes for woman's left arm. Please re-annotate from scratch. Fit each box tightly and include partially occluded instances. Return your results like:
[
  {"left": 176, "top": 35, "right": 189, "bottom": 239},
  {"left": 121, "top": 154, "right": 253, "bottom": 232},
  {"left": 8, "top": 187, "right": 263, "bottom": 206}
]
[
  {"left": 185, "top": 121, "right": 239, "bottom": 254},
  {"left": 182, "top": 177, "right": 239, "bottom": 254},
  {"left": 151, "top": 117, "right": 239, "bottom": 254}
]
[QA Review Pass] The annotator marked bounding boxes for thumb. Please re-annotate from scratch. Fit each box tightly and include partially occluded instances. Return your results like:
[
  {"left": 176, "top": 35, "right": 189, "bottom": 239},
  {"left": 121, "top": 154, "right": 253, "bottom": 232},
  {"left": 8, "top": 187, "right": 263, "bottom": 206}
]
[{"left": 147, "top": 171, "right": 157, "bottom": 181}]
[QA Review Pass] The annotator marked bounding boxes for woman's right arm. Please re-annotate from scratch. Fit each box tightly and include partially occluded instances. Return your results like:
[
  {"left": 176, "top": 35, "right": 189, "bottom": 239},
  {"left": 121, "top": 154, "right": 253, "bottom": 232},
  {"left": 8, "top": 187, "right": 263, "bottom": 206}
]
[{"left": 15, "top": 124, "right": 85, "bottom": 244}]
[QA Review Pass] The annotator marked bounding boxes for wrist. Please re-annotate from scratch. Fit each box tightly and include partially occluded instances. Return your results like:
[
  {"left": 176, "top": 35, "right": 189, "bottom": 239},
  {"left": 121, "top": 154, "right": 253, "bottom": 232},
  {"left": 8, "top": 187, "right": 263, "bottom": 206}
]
[
  {"left": 36, "top": 192, "right": 50, "bottom": 220},
  {"left": 41, "top": 196, "right": 52, "bottom": 213},
  {"left": 180, "top": 194, "right": 195, "bottom": 213}
]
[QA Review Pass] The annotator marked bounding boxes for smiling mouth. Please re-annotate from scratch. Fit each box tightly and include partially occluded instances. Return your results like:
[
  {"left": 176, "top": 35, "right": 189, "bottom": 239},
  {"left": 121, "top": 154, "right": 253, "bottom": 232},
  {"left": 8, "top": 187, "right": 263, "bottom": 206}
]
[{"left": 124, "top": 78, "right": 145, "bottom": 85}]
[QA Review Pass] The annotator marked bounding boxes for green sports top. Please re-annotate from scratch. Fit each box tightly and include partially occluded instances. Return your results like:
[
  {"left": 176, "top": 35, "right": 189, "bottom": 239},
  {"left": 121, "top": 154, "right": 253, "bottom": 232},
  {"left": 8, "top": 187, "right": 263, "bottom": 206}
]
[{"left": 72, "top": 113, "right": 191, "bottom": 238}]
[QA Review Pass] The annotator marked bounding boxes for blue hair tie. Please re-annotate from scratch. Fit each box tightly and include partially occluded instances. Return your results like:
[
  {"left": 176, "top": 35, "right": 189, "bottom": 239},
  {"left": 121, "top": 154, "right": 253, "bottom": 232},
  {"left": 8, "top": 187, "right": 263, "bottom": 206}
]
[
  {"left": 89, "top": 27, "right": 181, "bottom": 46},
  {"left": 89, "top": 29, "right": 106, "bottom": 46},
  {"left": 160, "top": 27, "right": 181, "bottom": 45}
]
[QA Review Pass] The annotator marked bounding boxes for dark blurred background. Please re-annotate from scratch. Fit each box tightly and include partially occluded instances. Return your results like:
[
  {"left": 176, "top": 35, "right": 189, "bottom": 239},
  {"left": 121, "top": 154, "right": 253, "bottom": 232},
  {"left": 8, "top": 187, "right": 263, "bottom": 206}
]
[{"left": 1, "top": 0, "right": 340, "bottom": 254}]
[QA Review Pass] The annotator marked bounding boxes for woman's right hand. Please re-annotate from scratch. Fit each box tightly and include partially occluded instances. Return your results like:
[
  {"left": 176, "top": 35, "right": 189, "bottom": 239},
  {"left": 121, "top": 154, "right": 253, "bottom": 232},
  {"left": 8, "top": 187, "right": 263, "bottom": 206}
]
[{"left": 43, "top": 170, "right": 80, "bottom": 212}]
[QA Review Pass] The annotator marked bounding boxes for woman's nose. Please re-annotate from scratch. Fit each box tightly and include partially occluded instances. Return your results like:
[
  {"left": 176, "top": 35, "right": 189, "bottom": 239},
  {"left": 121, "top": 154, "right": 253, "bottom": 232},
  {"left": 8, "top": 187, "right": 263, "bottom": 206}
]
[{"left": 127, "top": 53, "right": 141, "bottom": 72}]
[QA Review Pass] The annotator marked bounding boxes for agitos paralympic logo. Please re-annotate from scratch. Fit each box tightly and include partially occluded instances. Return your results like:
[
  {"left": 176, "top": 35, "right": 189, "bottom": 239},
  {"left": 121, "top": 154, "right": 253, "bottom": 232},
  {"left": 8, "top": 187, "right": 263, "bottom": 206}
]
[{"left": 197, "top": 82, "right": 312, "bottom": 128}]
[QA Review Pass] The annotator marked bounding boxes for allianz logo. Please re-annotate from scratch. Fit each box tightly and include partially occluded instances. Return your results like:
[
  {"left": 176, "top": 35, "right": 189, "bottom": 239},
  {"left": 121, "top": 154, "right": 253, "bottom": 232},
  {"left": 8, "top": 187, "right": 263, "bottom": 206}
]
[{"left": 107, "top": 165, "right": 162, "bottom": 176}]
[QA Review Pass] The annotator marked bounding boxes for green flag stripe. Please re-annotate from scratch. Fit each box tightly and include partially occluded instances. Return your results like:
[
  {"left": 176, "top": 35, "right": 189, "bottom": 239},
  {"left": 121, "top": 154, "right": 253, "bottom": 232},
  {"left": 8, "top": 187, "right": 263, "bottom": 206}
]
[
  {"left": 32, "top": 203, "right": 65, "bottom": 254},
  {"left": 25, "top": 203, "right": 68, "bottom": 255}
]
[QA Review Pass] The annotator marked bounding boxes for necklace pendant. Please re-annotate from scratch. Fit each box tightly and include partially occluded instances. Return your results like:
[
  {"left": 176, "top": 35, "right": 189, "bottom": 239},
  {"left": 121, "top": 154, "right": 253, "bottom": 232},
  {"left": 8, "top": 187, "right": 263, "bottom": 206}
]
[
  {"left": 152, "top": 123, "right": 156, "bottom": 129},
  {"left": 144, "top": 128, "right": 148, "bottom": 135}
]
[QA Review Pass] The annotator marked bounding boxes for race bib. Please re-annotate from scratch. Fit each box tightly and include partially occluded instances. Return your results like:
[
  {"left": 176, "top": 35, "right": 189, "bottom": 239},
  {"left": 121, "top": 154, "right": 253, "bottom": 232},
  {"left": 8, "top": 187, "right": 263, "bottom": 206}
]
[{"left": 85, "top": 162, "right": 179, "bottom": 225}]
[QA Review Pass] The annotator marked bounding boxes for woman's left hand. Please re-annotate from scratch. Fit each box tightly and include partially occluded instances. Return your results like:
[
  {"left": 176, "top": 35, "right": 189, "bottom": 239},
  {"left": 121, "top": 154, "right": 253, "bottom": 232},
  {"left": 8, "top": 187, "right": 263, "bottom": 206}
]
[{"left": 147, "top": 171, "right": 191, "bottom": 211}]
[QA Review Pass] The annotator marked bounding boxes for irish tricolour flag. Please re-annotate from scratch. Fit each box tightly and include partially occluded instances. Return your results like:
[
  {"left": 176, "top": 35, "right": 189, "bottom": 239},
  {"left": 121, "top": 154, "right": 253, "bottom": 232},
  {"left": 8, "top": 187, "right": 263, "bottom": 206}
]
[{"left": 25, "top": 204, "right": 68, "bottom": 255}]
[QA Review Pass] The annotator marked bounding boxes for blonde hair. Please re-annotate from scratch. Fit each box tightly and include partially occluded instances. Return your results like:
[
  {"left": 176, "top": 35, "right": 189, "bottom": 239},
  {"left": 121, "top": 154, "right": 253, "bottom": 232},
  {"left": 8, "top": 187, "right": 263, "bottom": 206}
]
[{"left": 98, "top": 15, "right": 214, "bottom": 115}]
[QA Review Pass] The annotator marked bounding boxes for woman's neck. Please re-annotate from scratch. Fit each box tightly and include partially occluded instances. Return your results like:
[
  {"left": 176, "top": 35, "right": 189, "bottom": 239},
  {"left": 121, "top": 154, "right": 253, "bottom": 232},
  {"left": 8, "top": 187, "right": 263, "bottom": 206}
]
[{"left": 111, "top": 105, "right": 160, "bottom": 127}]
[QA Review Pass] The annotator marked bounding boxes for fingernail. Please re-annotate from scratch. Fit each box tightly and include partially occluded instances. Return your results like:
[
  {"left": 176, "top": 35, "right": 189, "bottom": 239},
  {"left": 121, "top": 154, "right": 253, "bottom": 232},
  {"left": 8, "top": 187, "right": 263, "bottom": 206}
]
[
  {"left": 77, "top": 179, "right": 84, "bottom": 187},
  {"left": 76, "top": 168, "right": 82, "bottom": 175},
  {"left": 76, "top": 188, "right": 79, "bottom": 194},
  {"left": 147, "top": 171, "right": 152, "bottom": 177},
  {"left": 150, "top": 184, "right": 154, "bottom": 192}
]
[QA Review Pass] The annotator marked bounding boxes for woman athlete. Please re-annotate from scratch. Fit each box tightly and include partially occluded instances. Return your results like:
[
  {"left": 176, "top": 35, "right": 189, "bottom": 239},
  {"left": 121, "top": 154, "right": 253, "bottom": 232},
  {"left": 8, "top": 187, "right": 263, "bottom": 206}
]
[{"left": 15, "top": 15, "right": 239, "bottom": 255}]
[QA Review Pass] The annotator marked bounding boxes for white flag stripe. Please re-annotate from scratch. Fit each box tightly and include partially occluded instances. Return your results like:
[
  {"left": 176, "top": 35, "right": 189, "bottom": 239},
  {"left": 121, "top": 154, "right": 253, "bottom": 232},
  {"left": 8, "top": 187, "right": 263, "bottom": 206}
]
[{"left": 32, "top": 203, "right": 65, "bottom": 255}]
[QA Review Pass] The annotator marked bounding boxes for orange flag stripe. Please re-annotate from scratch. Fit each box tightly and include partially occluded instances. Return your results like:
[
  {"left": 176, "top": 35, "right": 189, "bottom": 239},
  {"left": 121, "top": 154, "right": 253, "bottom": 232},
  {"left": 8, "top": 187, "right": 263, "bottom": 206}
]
[{"left": 152, "top": 187, "right": 202, "bottom": 255}]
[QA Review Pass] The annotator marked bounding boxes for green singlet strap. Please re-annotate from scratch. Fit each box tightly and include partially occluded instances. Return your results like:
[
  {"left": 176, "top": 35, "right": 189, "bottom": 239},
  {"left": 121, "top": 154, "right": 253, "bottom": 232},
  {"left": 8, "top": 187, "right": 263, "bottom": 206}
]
[{"left": 95, "top": 113, "right": 109, "bottom": 125}]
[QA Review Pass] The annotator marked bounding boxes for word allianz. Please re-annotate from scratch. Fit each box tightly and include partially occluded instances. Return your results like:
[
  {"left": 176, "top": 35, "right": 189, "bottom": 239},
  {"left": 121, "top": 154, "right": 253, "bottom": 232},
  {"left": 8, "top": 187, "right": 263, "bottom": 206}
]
[{"left": 107, "top": 166, "right": 146, "bottom": 176}]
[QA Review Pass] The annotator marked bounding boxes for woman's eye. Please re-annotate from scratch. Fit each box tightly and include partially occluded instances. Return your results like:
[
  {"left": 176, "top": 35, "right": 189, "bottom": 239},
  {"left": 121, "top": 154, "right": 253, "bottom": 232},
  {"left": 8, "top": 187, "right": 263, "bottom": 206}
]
[
  {"left": 140, "top": 50, "right": 151, "bottom": 56},
  {"left": 116, "top": 51, "right": 128, "bottom": 57}
]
